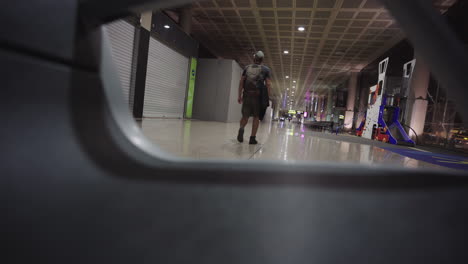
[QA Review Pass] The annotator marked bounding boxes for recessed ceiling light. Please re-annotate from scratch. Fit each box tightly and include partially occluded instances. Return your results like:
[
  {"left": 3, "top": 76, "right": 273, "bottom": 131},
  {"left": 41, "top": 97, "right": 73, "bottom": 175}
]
[
  {"left": 292, "top": 86, "right": 296, "bottom": 88},
  {"left": 285, "top": 76, "right": 289, "bottom": 79},
  {"left": 283, "top": 50, "right": 289, "bottom": 54},
  {"left": 164, "top": 25, "right": 170, "bottom": 29},
  {"left": 293, "top": 80, "right": 296, "bottom": 83},
  {"left": 298, "top": 26, "right": 305, "bottom": 32}
]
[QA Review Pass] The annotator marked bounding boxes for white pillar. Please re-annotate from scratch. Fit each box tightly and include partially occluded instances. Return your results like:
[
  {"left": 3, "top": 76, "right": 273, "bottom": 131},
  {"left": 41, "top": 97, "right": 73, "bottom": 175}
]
[
  {"left": 326, "top": 88, "right": 333, "bottom": 121},
  {"left": 356, "top": 76, "right": 368, "bottom": 128},
  {"left": 140, "top": 11, "right": 152, "bottom": 31},
  {"left": 274, "top": 104, "right": 279, "bottom": 120},
  {"left": 407, "top": 54, "right": 430, "bottom": 139},
  {"left": 316, "top": 96, "right": 323, "bottom": 121},
  {"left": 344, "top": 72, "right": 358, "bottom": 130}
]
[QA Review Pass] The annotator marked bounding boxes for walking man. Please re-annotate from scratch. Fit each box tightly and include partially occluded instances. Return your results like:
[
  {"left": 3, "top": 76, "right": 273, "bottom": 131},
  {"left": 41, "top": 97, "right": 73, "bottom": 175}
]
[{"left": 237, "top": 51, "right": 272, "bottom": 144}]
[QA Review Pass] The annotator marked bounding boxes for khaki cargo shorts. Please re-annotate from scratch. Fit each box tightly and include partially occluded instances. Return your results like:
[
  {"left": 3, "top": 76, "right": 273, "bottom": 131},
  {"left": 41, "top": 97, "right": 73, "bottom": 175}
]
[{"left": 242, "top": 95, "right": 260, "bottom": 117}]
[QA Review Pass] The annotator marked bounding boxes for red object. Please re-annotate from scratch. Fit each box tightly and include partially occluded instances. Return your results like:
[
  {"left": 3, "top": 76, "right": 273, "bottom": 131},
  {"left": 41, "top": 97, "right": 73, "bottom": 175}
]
[
  {"left": 356, "top": 118, "right": 366, "bottom": 137},
  {"left": 356, "top": 129, "right": 363, "bottom": 137},
  {"left": 374, "top": 127, "right": 389, "bottom": 143}
]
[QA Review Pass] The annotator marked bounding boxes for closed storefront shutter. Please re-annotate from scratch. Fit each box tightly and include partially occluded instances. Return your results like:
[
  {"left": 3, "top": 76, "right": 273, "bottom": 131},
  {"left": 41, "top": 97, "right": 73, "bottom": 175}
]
[
  {"left": 105, "top": 20, "right": 135, "bottom": 111},
  {"left": 144, "top": 36, "right": 189, "bottom": 118}
]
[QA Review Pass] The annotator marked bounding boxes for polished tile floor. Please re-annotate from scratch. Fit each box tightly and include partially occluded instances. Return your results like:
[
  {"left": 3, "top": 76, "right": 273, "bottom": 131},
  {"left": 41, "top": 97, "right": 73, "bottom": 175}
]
[{"left": 140, "top": 118, "right": 448, "bottom": 170}]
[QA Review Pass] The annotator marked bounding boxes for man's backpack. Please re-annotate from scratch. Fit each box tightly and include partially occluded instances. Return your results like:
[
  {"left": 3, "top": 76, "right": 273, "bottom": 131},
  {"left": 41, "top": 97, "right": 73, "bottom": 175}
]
[{"left": 244, "top": 64, "right": 263, "bottom": 92}]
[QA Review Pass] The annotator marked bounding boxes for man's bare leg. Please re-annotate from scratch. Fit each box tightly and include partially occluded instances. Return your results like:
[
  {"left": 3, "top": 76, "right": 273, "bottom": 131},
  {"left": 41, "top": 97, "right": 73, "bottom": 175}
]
[
  {"left": 249, "top": 117, "right": 260, "bottom": 144},
  {"left": 251, "top": 117, "right": 260, "bottom": 136},
  {"left": 237, "top": 116, "right": 249, "bottom": 143},
  {"left": 240, "top": 116, "right": 249, "bottom": 128}
]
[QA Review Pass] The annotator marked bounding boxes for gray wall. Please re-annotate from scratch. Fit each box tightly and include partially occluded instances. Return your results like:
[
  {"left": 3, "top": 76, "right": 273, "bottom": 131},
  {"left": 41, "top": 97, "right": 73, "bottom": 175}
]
[
  {"left": 193, "top": 59, "right": 243, "bottom": 122},
  {"left": 226, "top": 60, "right": 243, "bottom": 123}
]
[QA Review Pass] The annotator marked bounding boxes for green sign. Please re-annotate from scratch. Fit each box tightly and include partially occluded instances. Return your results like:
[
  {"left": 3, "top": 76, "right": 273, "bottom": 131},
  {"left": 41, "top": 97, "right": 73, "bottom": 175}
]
[{"left": 185, "top": 57, "right": 197, "bottom": 118}]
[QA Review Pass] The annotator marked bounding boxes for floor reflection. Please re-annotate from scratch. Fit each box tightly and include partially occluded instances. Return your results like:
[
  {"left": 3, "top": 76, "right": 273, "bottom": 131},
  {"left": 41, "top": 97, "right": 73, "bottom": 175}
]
[{"left": 140, "top": 119, "right": 447, "bottom": 170}]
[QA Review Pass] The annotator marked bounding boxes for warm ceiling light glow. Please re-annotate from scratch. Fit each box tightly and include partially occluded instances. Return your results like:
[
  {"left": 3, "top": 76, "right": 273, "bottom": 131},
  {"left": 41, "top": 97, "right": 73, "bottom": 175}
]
[
  {"left": 293, "top": 80, "right": 296, "bottom": 83},
  {"left": 285, "top": 76, "right": 289, "bottom": 79},
  {"left": 283, "top": 50, "right": 289, "bottom": 54},
  {"left": 164, "top": 25, "right": 170, "bottom": 29},
  {"left": 292, "top": 86, "right": 296, "bottom": 88},
  {"left": 298, "top": 26, "right": 305, "bottom": 32}
]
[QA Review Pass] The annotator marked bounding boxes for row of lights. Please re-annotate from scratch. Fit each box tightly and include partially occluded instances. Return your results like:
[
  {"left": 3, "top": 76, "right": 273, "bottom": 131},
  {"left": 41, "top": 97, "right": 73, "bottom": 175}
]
[
  {"left": 282, "top": 26, "right": 306, "bottom": 108},
  {"left": 283, "top": 27, "right": 305, "bottom": 55},
  {"left": 284, "top": 26, "right": 304, "bottom": 96}
]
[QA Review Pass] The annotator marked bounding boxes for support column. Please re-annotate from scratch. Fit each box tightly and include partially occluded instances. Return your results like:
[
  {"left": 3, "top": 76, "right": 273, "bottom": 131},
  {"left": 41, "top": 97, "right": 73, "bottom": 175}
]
[
  {"left": 319, "top": 96, "right": 326, "bottom": 121},
  {"left": 140, "top": 11, "right": 152, "bottom": 31},
  {"left": 312, "top": 94, "right": 317, "bottom": 119},
  {"left": 320, "top": 96, "right": 326, "bottom": 121},
  {"left": 326, "top": 88, "right": 333, "bottom": 121},
  {"left": 356, "top": 73, "right": 367, "bottom": 128},
  {"left": 308, "top": 95, "right": 313, "bottom": 116},
  {"left": 132, "top": 12, "right": 152, "bottom": 119},
  {"left": 179, "top": 7, "right": 192, "bottom": 35},
  {"left": 344, "top": 71, "right": 358, "bottom": 130},
  {"left": 406, "top": 54, "right": 430, "bottom": 139},
  {"left": 316, "top": 96, "right": 322, "bottom": 121},
  {"left": 273, "top": 101, "right": 280, "bottom": 119},
  {"left": 304, "top": 90, "right": 311, "bottom": 117}
]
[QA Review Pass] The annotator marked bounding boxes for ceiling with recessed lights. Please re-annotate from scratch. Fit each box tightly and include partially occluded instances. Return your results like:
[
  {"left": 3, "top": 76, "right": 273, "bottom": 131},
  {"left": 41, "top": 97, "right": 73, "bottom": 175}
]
[{"left": 175, "top": 0, "right": 456, "bottom": 109}]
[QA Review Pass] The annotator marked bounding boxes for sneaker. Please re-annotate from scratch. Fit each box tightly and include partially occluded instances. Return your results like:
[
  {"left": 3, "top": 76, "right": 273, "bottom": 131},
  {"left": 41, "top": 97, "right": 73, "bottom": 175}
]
[
  {"left": 237, "top": 128, "right": 244, "bottom": 143},
  {"left": 249, "top": 136, "right": 258, "bottom": 145}
]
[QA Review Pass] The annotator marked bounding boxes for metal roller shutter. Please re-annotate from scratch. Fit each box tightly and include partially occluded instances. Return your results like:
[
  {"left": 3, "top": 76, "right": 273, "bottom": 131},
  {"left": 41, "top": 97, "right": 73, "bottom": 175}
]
[
  {"left": 105, "top": 20, "right": 135, "bottom": 110},
  {"left": 144, "top": 37, "right": 189, "bottom": 118}
]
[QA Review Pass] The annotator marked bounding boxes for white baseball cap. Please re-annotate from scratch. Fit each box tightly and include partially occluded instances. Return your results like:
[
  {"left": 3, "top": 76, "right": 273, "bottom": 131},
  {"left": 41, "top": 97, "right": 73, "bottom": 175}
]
[{"left": 255, "top": 51, "right": 265, "bottom": 58}]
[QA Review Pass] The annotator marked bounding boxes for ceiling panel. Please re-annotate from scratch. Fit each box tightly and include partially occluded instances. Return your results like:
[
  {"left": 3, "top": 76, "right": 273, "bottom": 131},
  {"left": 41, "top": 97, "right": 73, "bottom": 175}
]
[
  {"left": 239, "top": 10, "right": 254, "bottom": 18},
  {"left": 336, "top": 11, "right": 355, "bottom": 19},
  {"left": 259, "top": 10, "right": 274, "bottom": 17},
  {"left": 296, "top": 11, "right": 312, "bottom": 17},
  {"left": 356, "top": 11, "right": 376, "bottom": 19},
  {"left": 317, "top": 0, "right": 336, "bottom": 8},
  {"left": 296, "top": 0, "right": 315, "bottom": 8},
  {"left": 277, "top": 0, "right": 293, "bottom": 8},
  {"left": 341, "top": 0, "right": 363, "bottom": 8},
  {"left": 234, "top": 0, "right": 250, "bottom": 7},
  {"left": 277, "top": 10, "right": 293, "bottom": 17},
  {"left": 363, "top": 0, "right": 384, "bottom": 9},
  {"left": 256, "top": 0, "right": 273, "bottom": 8},
  {"left": 216, "top": 0, "right": 233, "bottom": 7},
  {"left": 315, "top": 11, "right": 332, "bottom": 18}
]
